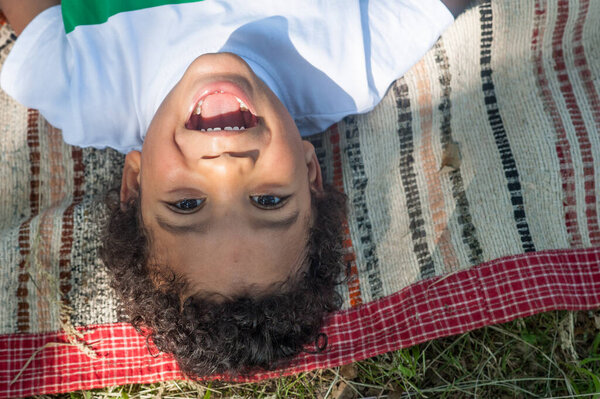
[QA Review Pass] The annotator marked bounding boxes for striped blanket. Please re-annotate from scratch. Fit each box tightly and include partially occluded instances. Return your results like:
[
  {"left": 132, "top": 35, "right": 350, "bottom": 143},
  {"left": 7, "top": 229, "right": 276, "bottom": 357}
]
[{"left": 1, "top": 0, "right": 599, "bottom": 396}]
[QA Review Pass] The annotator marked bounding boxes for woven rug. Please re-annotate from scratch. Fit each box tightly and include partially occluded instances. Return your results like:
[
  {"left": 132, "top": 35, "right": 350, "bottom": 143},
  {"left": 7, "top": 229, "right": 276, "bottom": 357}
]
[{"left": 1, "top": 0, "right": 600, "bottom": 396}]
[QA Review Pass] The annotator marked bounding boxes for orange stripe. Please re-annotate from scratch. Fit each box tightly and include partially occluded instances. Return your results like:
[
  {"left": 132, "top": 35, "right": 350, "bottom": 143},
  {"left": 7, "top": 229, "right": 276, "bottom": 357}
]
[
  {"left": 329, "top": 124, "right": 362, "bottom": 307},
  {"left": 36, "top": 123, "right": 69, "bottom": 331},
  {"left": 35, "top": 211, "right": 54, "bottom": 332},
  {"left": 48, "top": 124, "right": 67, "bottom": 205},
  {"left": 414, "top": 60, "right": 460, "bottom": 272}
]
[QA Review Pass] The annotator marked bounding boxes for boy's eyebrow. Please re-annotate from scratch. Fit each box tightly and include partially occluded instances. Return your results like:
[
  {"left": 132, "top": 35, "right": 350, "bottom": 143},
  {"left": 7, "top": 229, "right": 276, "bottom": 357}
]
[{"left": 155, "top": 210, "right": 300, "bottom": 235}]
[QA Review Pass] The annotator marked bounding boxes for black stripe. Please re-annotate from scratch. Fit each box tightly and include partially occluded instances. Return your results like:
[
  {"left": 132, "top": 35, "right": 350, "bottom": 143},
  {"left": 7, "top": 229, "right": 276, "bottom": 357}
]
[
  {"left": 435, "top": 40, "right": 484, "bottom": 266},
  {"left": 0, "top": 32, "right": 16, "bottom": 53},
  {"left": 479, "top": 0, "right": 536, "bottom": 252},
  {"left": 393, "top": 79, "right": 435, "bottom": 279},
  {"left": 343, "top": 116, "right": 384, "bottom": 298}
]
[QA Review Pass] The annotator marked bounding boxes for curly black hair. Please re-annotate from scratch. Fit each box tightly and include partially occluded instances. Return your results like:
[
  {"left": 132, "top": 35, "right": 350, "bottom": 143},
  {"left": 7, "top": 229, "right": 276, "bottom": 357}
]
[{"left": 100, "top": 185, "right": 347, "bottom": 378}]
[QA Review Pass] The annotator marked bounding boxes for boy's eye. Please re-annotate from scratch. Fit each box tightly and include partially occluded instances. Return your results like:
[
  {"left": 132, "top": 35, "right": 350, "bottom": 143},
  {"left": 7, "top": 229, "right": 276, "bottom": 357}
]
[
  {"left": 250, "top": 195, "right": 288, "bottom": 209},
  {"left": 169, "top": 198, "right": 205, "bottom": 212}
]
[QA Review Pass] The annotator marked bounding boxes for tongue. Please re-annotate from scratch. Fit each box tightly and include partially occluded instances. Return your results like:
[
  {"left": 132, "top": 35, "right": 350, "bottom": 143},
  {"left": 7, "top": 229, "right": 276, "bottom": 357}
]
[
  {"left": 201, "top": 93, "right": 241, "bottom": 118},
  {"left": 196, "top": 92, "right": 247, "bottom": 129}
]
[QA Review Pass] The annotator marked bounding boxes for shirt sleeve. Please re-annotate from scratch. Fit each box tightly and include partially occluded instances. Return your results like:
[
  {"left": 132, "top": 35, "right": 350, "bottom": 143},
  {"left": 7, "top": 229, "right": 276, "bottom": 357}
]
[
  {"left": 366, "top": 0, "right": 454, "bottom": 102},
  {"left": 293, "top": 0, "right": 455, "bottom": 136},
  {"left": 0, "top": 6, "right": 73, "bottom": 133},
  {"left": 1, "top": 5, "right": 144, "bottom": 153}
]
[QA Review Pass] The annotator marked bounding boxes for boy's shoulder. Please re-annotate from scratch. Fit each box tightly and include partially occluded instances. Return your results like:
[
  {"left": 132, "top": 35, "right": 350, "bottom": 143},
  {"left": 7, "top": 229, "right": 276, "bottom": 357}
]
[{"left": 0, "top": 0, "right": 59, "bottom": 35}]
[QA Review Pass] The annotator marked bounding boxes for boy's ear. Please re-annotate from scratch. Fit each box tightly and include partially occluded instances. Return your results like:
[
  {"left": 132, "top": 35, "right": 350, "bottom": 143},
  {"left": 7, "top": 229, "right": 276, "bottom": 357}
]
[
  {"left": 120, "top": 151, "right": 142, "bottom": 210},
  {"left": 302, "top": 141, "right": 323, "bottom": 193}
]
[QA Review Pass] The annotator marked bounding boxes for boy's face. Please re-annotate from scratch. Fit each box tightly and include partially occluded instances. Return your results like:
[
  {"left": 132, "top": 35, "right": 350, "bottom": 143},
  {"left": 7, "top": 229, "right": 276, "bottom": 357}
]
[{"left": 121, "top": 53, "right": 323, "bottom": 297}]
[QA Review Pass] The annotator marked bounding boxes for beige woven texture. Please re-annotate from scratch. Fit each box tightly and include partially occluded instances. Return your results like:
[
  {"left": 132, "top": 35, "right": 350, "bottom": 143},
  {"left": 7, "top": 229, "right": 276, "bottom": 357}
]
[{"left": 0, "top": 0, "right": 598, "bottom": 335}]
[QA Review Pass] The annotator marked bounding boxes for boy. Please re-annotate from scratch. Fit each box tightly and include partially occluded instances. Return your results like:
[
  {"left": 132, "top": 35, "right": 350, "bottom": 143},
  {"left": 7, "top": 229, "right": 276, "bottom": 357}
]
[{"left": 0, "top": 0, "right": 469, "bottom": 377}]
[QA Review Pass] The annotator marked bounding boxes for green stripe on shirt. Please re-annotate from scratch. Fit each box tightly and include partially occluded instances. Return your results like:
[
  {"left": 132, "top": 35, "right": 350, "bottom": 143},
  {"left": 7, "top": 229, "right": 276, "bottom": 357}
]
[{"left": 62, "top": 0, "right": 205, "bottom": 33}]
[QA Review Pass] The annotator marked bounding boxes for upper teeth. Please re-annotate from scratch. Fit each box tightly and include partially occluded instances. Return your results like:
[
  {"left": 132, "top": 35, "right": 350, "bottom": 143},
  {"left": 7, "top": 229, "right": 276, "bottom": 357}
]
[
  {"left": 237, "top": 97, "right": 249, "bottom": 112},
  {"left": 193, "top": 95, "right": 250, "bottom": 115},
  {"left": 194, "top": 100, "right": 203, "bottom": 115}
]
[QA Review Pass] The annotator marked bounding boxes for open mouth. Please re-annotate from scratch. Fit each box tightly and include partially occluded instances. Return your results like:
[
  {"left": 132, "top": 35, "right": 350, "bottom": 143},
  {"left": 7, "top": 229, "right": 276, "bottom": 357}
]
[{"left": 185, "top": 91, "right": 259, "bottom": 132}]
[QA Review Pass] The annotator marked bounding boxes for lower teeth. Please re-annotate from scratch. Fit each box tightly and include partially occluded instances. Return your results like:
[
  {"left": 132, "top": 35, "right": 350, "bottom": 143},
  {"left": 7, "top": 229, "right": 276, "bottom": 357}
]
[{"left": 200, "top": 126, "right": 245, "bottom": 132}]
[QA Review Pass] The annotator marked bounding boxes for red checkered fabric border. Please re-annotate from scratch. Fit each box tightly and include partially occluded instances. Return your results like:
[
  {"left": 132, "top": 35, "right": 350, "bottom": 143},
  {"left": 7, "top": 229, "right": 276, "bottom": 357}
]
[{"left": 1, "top": 247, "right": 599, "bottom": 397}]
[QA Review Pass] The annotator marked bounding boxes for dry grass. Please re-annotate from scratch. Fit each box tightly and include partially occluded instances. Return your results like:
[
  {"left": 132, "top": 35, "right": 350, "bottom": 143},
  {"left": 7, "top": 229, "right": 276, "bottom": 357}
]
[{"left": 31, "top": 310, "right": 600, "bottom": 399}]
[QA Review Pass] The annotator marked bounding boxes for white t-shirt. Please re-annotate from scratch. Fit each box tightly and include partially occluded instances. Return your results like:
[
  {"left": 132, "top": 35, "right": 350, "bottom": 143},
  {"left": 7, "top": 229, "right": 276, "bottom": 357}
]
[{"left": 1, "top": 0, "right": 453, "bottom": 153}]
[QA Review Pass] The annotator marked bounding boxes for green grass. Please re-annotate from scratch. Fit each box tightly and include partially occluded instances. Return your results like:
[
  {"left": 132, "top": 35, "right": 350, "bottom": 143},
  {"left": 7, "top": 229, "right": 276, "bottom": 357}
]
[{"left": 32, "top": 310, "right": 600, "bottom": 398}]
